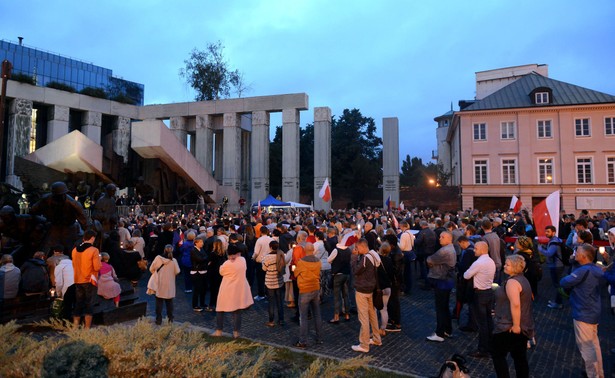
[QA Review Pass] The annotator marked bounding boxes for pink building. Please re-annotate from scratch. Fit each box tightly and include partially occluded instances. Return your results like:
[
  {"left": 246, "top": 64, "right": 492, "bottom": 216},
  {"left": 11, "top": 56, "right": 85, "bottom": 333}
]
[{"left": 440, "top": 64, "right": 615, "bottom": 212}]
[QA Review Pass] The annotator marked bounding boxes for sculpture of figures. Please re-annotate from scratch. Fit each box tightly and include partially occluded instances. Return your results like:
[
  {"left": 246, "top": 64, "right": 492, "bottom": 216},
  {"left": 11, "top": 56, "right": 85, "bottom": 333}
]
[
  {"left": 91, "top": 184, "right": 119, "bottom": 234},
  {"left": 0, "top": 205, "right": 49, "bottom": 267},
  {"left": 75, "top": 180, "right": 91, "bottom": 205},
  {"left": 30, "top": 181, "right": 88, "bottom": 253}
]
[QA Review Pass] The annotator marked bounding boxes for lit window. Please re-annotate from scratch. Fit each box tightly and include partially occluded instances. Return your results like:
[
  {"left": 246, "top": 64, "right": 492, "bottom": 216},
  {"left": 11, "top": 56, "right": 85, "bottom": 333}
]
[
  {"left": 575, "top": 118, "right": 590, "bottom": 137},
  {"left": 474, "top": 160, "right": 488, "bottom": 184},
  {"left": 537, "top": 120, "right": 552, "bottom": 138},
  {"left": 538, "top": 158, "right": 553, "bottom": 184},
  {"left": 502, "top": 159, "right": 517, "bottom": 184},
  {"left": 501, "top": 122, "right": 515, "bottom": 140},
  {"left": 576, "top": 157, "right": 592, "bottom": 184},
  {"left": 473, "top": 123, "right": 486, "bottom": 141},
  {"left": 535, "top": 92, "right": 549, "bottom": 104}
]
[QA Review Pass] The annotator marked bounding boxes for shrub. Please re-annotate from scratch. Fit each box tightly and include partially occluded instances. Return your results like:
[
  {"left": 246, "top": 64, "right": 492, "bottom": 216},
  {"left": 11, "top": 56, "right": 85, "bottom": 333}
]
[
  {"left": 45, "top": 81, "right": 77, "bottom": 93},
  {"left": 42, "top": 340, "right": 109, "bottom": 378},
  {"left": 10, "top": 72, "right": 36, "bottom": 85},
  {"left": 80, "top": 87, "right": 108, "bottom": 99}
]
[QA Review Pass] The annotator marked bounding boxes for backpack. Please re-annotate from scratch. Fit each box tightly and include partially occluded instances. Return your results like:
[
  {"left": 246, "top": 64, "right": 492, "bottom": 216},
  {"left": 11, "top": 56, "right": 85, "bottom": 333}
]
[
  {"left": 555, "top": 242, "right": 573, "bottom": 266},
  {"left": 437, "top": 354, "right": 471, "bottom": 378},
  {"left": 276, "top": 251, "right": 286, "bottom": 275}
]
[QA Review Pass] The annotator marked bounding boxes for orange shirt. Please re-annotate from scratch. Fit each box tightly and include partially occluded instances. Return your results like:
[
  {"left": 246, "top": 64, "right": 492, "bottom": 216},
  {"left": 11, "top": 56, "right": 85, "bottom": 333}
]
[{"left": 72, "top": 243, "right": 102, "bottom": 284}]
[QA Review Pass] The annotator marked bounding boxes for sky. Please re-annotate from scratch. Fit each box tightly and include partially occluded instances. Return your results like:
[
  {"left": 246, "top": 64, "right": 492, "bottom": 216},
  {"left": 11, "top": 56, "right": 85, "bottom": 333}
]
[{"left": 2, "top": 0, "right": 615, "bottom": 164}]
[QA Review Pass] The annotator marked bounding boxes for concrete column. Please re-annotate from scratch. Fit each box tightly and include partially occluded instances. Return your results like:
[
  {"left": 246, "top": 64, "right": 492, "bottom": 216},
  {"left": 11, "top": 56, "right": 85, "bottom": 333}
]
[
  {"left": 222, "top": 113, "right": 241, "bottom": 192},
  {"left": 47, "top": 105, "right": 69, "bottom": 143},
  {"left": 240, "top": 130, "right": 250, "bottom": 200},
  {"left": 81, "top": 111, "right": 102, "bottom": 145},
  {"left": 113, "top": 116, "right": 131, "bottom": 164},
  {"left": 195, "top": 115, "right": 213, "bottom": 174},
  {"left": 282, "top": 109, "right": 300, "bottom": 202},
  {"left": 170, "top": 116, "right": 188, "bottom": 147},
  {"left": 5, "top": 99, "right": 33, "bottom": 188},
  {"left": 313, "top": 107, "right": 331, "bottom": 211},
  {"left": 214, "top": 131, "right": 223, "bottom": 182},
  {"left": 383, "top": 117, "right": 400, "bottom": 209},
  {"left": 250, "top": 110, "right": 270, "bottom": 204}
]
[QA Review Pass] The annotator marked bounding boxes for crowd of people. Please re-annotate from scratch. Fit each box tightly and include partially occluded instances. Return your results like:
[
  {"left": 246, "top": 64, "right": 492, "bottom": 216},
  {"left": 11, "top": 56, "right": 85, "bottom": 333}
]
[{"left": 1, "top": 202, "right": 615, "bottom": 377}]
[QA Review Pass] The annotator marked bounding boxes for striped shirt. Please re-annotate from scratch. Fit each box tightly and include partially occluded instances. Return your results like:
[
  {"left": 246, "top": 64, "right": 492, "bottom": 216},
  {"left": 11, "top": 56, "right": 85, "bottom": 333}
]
[{"left": 262, "top": 252, "right": 284, "bottom": 289}]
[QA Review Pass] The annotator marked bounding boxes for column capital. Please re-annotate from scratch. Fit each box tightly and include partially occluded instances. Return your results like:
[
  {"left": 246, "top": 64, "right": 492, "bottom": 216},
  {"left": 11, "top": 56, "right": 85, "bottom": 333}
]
[
  {"left": 223, "top": 113, "right": 240, "bottom": 127},
  {"left": 82, "top": 111, "right": 102, "bottom": 127},
  {"left": 170, "top": 116, "right": 187, "bottom": 130},
  {"left": 282, "top": 109, "right": 300, "bottom": 124},
  {"left": 9, "top": 98, "right": 32, "bottom": 116},
  {"left": 196, "top": 114, "right": 212, "bottom": 129},
  {"left": 48, "top": 105, "right": 69, "bottom": 122},
  {"left": 252, "top": 111, "right": 270, "bottom": 126},
  {"left": 314, "top": 107, "right": 331, "bottom": 122}
]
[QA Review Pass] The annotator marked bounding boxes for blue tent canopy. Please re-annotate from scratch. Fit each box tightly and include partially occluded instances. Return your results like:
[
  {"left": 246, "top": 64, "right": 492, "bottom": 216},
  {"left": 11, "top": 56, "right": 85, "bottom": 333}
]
[{"left": 252, "top": 194, "right": 291, "bottom": 207}]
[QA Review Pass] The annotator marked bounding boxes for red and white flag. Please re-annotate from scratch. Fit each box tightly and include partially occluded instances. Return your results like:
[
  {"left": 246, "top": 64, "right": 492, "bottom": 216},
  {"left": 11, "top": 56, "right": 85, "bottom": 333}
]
[
  {"left": 532, "top": 191, "right": 560, "bottom": 237},
  {"left": 509, "top": 195, "right": 523, "bottom": 212},
  {"left": 256, "top": 200, "right": 262, "bottom": 219},
  {"left": 399, "top": 201, "right": 405, "bottom": 211},
  {"left": 319, "top": 178, "right": 331, "bottom": 202}
]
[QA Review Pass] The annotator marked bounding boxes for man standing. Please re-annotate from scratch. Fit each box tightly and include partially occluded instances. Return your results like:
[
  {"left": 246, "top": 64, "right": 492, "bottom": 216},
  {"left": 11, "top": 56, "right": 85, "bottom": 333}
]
[
  {"left": 538, "top": 225, "right": 565, "bottom": 309},
  {"left": 293, "top": 243, "right": 322, "bottom": 348},
  {"left": 481, "top": 219, "right": 502, "bottom": 283},
  {"left": 72, "top": 229, "right": 101, "bottom": 329},
  {"left": 426, "top": 231, "right": 456, "bottom": 342},
  {"left": 560, "top": 244, "right": 605, "bottom": 378},
  {"left": 252, "top": 226, "right": 273, "bottom": 301},
  {"left": 350, "top": 238, "right": 382, "bottom": 353},
  {"left": 399, "top": 221, "right": 415, "bottom": 295},
  {"left": 462, "top": 241, "right": 495, "bottom": 358},
  {"left": 414, "top": 220, "right": 436, "bottom": 283}
]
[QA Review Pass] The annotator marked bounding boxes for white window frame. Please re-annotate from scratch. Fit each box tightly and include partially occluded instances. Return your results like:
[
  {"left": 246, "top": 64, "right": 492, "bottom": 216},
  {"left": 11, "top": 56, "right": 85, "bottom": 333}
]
[
  {"left": 500, "top": 121, "right": 516, "bottom": 140},
  {"left": 535, "top": 92, "right": 549, "bottom": 104},
  {"left": 575, "top": 118, "right": 591, "bottom": 137},
  {"left": 473, "top": 159, "right": 488, "bottom": 185},
  {"left": 605, "top": 117, "right": 615, "bottom": 136},
  {"left": 576, "top": 157, "right": 593, "bottom": 184},
  {"left": 473, "top": 123, "right": 487, "bottom": 141},
  {"left": 501, "top": 158, "right": 517, "bottom": 184},
  {"left": 537, "top": 157, "right": 554, "bottom": 184},
  {"left": 607, "top": 156, "right": 615, "bottom": 185},
  {"left": 537, "top": 119, "right": 552, "bottom": 139}
]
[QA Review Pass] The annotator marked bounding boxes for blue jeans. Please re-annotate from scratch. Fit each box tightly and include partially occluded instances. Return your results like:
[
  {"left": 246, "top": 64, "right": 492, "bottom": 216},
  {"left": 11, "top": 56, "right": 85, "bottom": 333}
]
[
  {"left": 434, "top": 287, "right": 452, "bottom": 337},
  {"left": 549, "top": 267, "right": 564, "bottom": 304},
  {"left": 267, "top": 287, "right": 284, "bottom": 322},
  {"left": 299, "top": 290, "right": 322, "bottom": 344},
  {"left": 403, "top": 251, "right": 415, "bottom": 292}
]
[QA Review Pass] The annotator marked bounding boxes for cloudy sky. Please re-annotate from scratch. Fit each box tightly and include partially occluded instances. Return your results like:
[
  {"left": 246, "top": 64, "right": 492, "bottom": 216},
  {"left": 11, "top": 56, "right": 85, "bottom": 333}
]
[{"left": 2, "top": 0, "right": 615, "bottom": 163}]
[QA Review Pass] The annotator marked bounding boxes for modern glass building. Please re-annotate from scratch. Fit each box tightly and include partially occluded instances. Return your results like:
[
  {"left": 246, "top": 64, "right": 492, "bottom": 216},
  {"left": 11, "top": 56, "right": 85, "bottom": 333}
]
[{"left": 0, "top": 39, "right": 144, "bottom": 105}]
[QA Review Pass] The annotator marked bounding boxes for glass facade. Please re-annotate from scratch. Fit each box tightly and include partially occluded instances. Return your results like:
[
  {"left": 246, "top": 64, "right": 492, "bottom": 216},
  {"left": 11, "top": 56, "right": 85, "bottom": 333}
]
[{"left": 0, "top": 40, "right": 144, "bottom": 105}]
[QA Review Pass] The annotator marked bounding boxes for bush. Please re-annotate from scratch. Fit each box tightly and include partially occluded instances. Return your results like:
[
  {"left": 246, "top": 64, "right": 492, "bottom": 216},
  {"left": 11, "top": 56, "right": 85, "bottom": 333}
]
[
  {"left": 42, "top": 340, "right": 109, "bottom": 378},
  {"left": 110, "top": 94, "right": 136, "bottom": 105},
  {"left": 80, "top": 87, "right": 108, "bottom": 99},
  {"left": 45, "top": 81, "right": 77, "bottom": 93},
  {"left": 10, "top": 72, "right": 36, "bottom": 85}
]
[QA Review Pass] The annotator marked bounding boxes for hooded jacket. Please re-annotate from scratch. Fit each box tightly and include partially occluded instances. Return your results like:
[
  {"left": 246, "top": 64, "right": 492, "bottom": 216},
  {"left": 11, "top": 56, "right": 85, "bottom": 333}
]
[
  {"left": 560, "top": 263, "right": 605, "bottom": 324},
  {"left": 20, "top": 258, "right": 49, "bottom": 294},
  {"left": 0, "top": 263, "right": 20, "bottom": 299},
  {"left": 352, "top": 250, "right": 381, "bottom": 294},
  {"left": 72, "top": 242, "right": 101, "bottom": 284}
]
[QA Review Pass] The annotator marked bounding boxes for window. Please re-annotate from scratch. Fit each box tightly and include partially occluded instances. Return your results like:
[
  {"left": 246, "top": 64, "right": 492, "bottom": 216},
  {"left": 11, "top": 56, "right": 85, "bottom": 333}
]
[
  {"left": 608, "top": 157, "right": 615, "bottom": 184},
  {"left": 473, "top": 123, "right": 486, "bottom": 141},
  {"left": 575, "top": 118, "right": 590, "bottom": 137},
  {"left": 502, "top": 159, "right": 517, "bottom": 184},
  {"left": 535, "top": 92, "right": 549, "bottom": 104},
  {"left": 538, "top": 158, "right": 554, "bottom": 184},
  {"left": 537, "top": 120, "right": 552, "bottom": 138},
  {"left": 474, "top": 160, "right": 488, "bottom": 184},
  {"left": 605, "top": 117, "right": 615, "bottom": 136},
  {"left": 576, "top": 157, "right": 592, "bottom": 184},
  {"left": 501, "top": 122, "right": 516, "bottom": 140}
]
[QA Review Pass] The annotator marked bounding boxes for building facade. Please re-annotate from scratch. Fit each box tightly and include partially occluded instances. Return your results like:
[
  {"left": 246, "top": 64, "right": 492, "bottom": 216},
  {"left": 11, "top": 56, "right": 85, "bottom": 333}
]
[{"left": 439, "top": 64, "right": 615, "bottom": 212}]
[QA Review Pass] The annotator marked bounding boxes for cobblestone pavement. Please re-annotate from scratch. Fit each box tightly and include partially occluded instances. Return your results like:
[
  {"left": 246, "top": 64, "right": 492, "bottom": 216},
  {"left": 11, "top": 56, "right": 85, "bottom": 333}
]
[{"left": 136, "top": 267, "right": 615, "bottom": 377}]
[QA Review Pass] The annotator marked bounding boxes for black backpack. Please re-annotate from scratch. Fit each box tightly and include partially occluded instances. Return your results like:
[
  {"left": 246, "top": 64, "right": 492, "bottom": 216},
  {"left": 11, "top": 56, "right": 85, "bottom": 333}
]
[{"left": 555, "top": 242, "right": 573, "bottom": 266}]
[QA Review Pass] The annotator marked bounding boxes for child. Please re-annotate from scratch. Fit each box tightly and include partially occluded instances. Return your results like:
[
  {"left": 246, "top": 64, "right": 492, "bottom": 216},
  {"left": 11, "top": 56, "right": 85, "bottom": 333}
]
[{"left": 97, "top": 252, "right": 122, "bottom": 307}]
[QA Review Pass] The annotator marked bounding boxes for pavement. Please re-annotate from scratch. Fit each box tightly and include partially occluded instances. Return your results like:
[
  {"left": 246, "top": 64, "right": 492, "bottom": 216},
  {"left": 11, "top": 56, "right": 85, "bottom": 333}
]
[{"left": 136, "top": 266, "right": 615, "bottom": 378}]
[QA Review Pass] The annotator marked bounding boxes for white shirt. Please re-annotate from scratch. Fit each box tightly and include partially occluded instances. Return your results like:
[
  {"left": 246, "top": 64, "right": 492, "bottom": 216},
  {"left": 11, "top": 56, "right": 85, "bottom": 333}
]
[
  {"left": 463, "top": 254, "right": 496, "bottom": 290},
  {"left": 399, "top": 230, "right": 415, "bottom": 252},
  {"left": 253, "top": 235, "right": 274, "bottom": 263}
]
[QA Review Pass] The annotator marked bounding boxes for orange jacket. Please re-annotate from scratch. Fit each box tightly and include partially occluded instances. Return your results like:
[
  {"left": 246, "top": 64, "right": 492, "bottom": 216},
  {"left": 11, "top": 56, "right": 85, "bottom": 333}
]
[{"left": 72, "top": 243, "right": 101, "bottom": 284}]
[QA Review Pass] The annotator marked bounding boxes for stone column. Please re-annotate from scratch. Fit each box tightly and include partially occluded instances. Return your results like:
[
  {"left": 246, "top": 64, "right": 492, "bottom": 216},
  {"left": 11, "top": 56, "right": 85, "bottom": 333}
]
[
  {"left": 170, "top": 116, "right": 188, "bottom": 147},
  {"left": 222, "top": 113, "right": 241, "bottom": 192},
  {"left": 5, "top": 99, "right": 33, "bottom": 188},
  {"left": 313, "top": 107, "right": 331, "bottom": 211},
  {"left": 195, "top": 115, "right": 213, "bottom": 174},
  {"left": 214, "top": 131, "right": 223, "bottom": 182},
  {"left": 81, "top": 111, "right": 102, "bottom": 144},
  {"left": 383, "top": 117, "right": 400, "bottom": 209},
  {"left": 282, "top": 109, "right": 300, "bottom": 202},
  {"left": 47, "top": 105, "right": 69, "bottom": 143},
  {"left": 250, "top": 110, "right": 270, "bottom": 204},
  {"left": 113, "top": 116, "right": 131, "bottom": 164}
]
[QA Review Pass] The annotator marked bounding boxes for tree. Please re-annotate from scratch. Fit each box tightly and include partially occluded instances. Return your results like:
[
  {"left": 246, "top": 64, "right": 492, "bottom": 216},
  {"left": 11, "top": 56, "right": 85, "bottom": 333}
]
[
  {"left": 400, "top": 155, "right": 425, "bottom": 187},
  {"left": 179, "top": 41, "right": 249, "bottom": 101}
]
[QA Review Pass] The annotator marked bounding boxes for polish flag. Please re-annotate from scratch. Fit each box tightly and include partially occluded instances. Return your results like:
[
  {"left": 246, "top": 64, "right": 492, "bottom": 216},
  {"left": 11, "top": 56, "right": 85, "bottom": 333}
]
[
  {"left": 319, "top": 178, "right": 331, "bottom": 202},
  {"left": 532, "top": 191, "right": 560, "bottom": 237},
  {"left": 509, "top": 195, "right": 523, "bottom": 212},
  {"left": 256, "top": 201, "right": 262, "bottom": 219},
  {"left": 399, "top": 201, "right": 405, "bottom": 211}
]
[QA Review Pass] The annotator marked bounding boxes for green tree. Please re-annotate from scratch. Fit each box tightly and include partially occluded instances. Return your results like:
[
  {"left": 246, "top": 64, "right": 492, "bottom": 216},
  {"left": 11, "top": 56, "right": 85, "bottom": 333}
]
[
  {"left": 179, "top": 41, "right": 248, "bottom": 101},
  {"left": 400, "top": 155, "right": 426, "bottom": 187}
]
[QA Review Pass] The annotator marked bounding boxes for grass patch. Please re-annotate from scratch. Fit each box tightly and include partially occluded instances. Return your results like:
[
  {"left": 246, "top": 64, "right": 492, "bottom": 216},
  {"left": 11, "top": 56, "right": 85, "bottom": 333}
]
[{"left": 0, "top": 319, "right": 405, "bottom": 378}]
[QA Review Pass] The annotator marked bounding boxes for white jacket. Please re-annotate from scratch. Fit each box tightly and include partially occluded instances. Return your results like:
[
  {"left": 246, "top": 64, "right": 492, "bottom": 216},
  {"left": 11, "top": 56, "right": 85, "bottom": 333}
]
[{"left": 55, "top": 258, "right": 74, "bottom": 297}]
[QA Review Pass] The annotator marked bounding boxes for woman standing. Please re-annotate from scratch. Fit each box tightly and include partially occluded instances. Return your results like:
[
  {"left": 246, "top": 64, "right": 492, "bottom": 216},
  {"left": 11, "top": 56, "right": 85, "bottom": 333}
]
[
  {"left": 514, "top": 236, "right": 540, "bottom": 298},
  {"left": 327, "top": 242, "right": 352, "bottom": 323},
  {"left": 377, "top": 242, "right": 394, "bottom": 336},
  {"left": 314, "top": 231, "right": 331, "bottom": 301},
  {"left": 190, "top": 238, "right": 208, "bottom": 312},
  {"left": 149, "top": 244, "right": 181, "bottom": 324},
  {"left": 491, "top": 254, "right": 535, "bottom": 378},
  {"left": 212, "top": 244, "right": 254, "bottom": 338},
  {"left": 207, "top": 240, "right": 227, "bottom": 312},
  {"left": 262, "top": 240, "right": 285, "bottom": 326}
]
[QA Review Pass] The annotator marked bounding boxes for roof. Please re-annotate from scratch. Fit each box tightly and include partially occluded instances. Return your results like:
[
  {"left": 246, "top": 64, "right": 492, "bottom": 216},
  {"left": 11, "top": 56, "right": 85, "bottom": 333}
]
[{"left": 462, "top": 72, "right": 615, "bottom": 111}]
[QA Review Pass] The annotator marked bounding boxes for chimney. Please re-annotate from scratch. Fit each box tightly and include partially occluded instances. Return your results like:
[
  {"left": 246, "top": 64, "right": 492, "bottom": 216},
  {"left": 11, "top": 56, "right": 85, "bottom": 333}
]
[{"left": 17, "top": 37, "right": 23, "bottom": 46}]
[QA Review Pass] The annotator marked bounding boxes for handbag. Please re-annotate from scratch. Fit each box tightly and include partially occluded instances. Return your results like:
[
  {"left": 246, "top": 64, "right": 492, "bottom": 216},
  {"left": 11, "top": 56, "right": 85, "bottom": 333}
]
[
  {"left": 146, "top": 261, "right": 167, "bottom": 295},
  {"left": 137, "top": 259, "right": 148, "bottom": 271}
]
